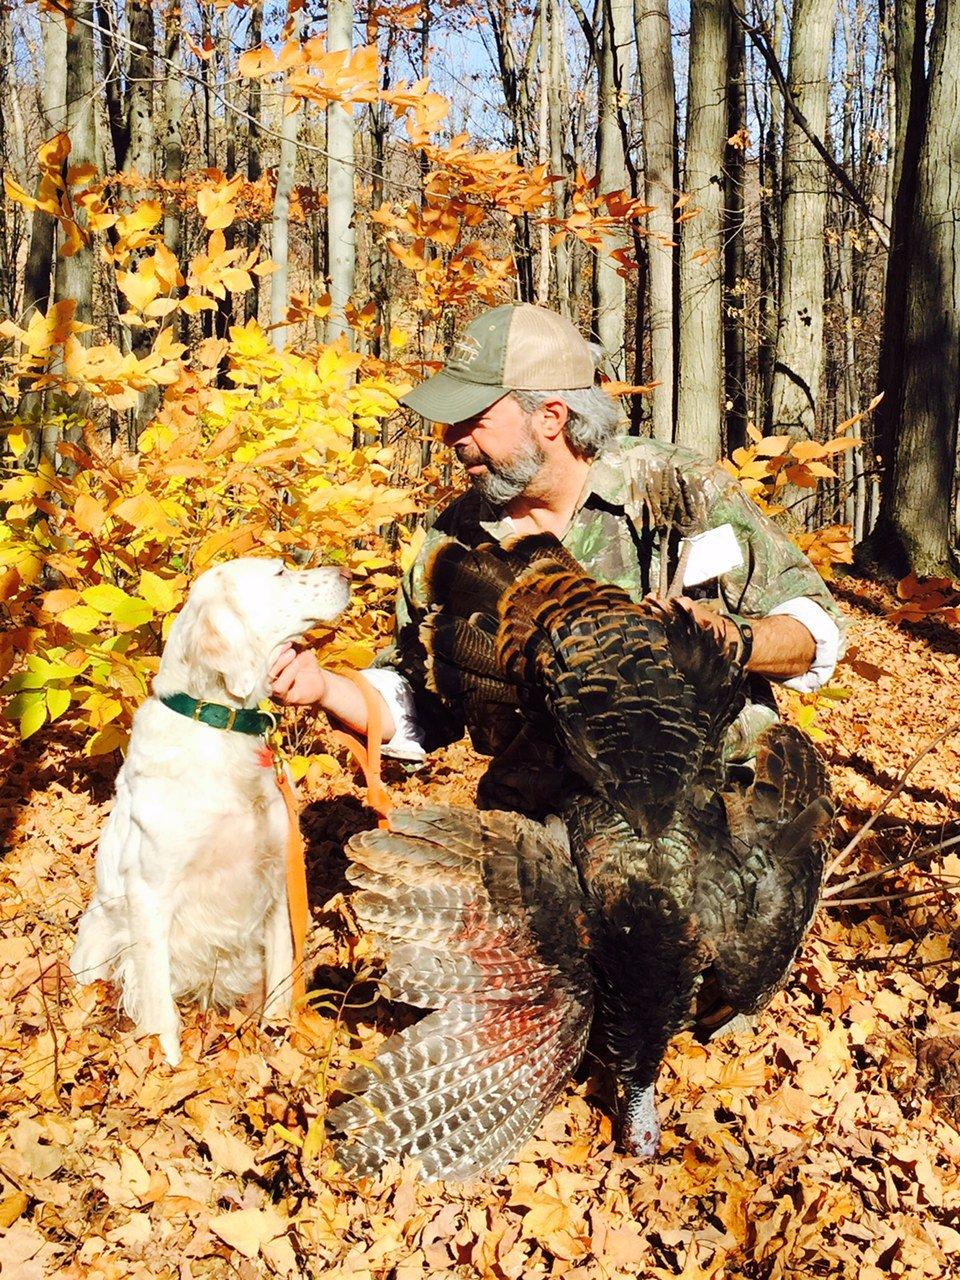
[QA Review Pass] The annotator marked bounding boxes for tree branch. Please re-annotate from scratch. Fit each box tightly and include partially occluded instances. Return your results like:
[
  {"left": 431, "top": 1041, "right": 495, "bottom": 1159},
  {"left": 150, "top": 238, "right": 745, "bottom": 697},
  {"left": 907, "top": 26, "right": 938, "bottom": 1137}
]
[{"left": 729, "top": 0, "right": 890, "bottom": 249}]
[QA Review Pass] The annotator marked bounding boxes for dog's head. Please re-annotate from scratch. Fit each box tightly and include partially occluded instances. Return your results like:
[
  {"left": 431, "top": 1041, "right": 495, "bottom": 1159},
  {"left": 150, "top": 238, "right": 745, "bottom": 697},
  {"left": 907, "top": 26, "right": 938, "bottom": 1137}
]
[{"left": 155, "top": 557, "right": 350, "bottom": 705}]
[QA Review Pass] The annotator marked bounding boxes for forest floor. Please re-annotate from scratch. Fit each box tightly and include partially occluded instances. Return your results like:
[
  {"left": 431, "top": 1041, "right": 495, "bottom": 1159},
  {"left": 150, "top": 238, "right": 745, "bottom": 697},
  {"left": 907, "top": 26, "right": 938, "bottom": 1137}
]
[{"left": 2, "top": 575, "right": 960, "bottom": 1280}]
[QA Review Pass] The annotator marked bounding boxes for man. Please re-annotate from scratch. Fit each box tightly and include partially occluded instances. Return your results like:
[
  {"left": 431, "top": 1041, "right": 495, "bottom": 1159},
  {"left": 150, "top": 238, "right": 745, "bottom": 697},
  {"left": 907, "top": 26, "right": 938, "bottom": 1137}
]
[{"left": 270, "top": 303, "right": 844, "bottom": 802}]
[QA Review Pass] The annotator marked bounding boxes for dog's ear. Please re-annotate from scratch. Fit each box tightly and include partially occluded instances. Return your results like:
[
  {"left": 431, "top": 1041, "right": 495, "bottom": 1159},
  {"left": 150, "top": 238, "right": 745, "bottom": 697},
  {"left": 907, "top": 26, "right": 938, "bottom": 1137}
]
[{"left": 184, "top": 592, "right": 261, "bottom": 702}]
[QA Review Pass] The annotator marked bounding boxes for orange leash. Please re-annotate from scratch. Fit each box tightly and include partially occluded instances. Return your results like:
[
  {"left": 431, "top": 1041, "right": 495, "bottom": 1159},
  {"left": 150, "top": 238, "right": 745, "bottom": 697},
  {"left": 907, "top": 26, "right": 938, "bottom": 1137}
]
[
  {"left": 270, "top": 672, "right": 393, "bottom": 1038},
  {"left": 273, "top": 760, "right": 309, "bottom": 1009},
  {"left": 330, "top": 670, "right": 395, "bottom": 826}
]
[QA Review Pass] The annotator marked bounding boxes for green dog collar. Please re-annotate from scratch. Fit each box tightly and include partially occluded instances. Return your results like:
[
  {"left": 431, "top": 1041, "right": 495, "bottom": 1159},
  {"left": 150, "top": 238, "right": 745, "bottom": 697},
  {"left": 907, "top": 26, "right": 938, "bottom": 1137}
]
[{"left": 159, "top": 693, "right": 276, "bottom": 737}]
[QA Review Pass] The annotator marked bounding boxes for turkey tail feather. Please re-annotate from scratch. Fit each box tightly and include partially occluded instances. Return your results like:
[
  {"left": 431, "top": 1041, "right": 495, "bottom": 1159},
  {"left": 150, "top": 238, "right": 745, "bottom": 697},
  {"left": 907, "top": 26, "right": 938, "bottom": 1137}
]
[{"left": 328, "top": 806, "right": 593, "bottom": 1181}]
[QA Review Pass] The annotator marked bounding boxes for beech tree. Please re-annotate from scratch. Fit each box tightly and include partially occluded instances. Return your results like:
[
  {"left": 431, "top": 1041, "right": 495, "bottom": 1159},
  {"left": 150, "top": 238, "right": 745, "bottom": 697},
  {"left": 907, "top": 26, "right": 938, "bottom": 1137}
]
[
  {"left": 675, "top": 0, "right": 730, "bottom": 461},
  {"left": 769, "top": 0, "right": 836, "bottom": 443},
  {"left": 867, "top": 0, "right": 960, "bottom": 576}
]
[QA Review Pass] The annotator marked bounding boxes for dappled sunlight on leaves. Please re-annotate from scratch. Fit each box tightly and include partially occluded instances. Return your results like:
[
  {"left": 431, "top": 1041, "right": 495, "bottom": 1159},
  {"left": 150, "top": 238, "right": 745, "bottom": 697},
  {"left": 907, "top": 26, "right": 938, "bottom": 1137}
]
[{"left": 2, "top": 581, "right": 960, "bottom": 1277}]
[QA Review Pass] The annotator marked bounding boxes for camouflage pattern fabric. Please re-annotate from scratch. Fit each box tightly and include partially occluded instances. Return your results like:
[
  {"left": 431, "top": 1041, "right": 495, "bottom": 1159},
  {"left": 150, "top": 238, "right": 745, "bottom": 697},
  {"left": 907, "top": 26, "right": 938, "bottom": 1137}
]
[{"left": 375, "top": 435, "right": 846, "bottom": 798}]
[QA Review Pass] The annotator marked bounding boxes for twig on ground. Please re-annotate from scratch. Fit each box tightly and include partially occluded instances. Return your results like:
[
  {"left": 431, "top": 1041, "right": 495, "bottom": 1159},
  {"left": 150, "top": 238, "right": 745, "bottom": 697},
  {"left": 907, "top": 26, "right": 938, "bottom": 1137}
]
[
  {"left": 825, "top": 718, "right": 960, "bottom": 881},
  {"left": 824, "top": 830, "right": 960, "bottom": 899},
  {"left": 826, "top": 886, "right": 957, "bottom": 908}
]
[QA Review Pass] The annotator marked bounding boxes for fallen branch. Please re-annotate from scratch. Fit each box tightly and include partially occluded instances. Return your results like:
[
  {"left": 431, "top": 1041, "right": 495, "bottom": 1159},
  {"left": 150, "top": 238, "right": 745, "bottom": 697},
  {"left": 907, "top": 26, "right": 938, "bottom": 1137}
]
[
  {"left": 825, "top": 718, "right": 960, "bottom": 881},
  {"left": 825, "top": 885, "right": 956, "bottom": 909},
  {"left": 824, "top": 830, "right": 960, "bottom": 899}
]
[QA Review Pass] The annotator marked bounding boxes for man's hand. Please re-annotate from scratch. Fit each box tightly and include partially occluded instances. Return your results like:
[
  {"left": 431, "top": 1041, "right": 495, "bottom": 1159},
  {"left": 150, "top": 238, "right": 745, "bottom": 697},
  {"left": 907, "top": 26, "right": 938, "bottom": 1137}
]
[
  {"left": 269, "top": 646, "right": 399, "bottom": 742},
  {"left": 645, "top": 594, "right": 816, "bottom": 680},
  {"left": 269, "top": 644, "right": 329, "bottom": 706},
  {"left": 668, "top": 595, "right": 738, "bottom": 650}
]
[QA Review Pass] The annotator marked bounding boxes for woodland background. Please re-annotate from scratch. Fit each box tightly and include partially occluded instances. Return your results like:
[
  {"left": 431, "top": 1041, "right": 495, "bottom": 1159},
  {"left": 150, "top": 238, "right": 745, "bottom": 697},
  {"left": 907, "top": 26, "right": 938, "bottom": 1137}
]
[{"left": 2, "top": 0, "right": 960, "bottom": 1276}]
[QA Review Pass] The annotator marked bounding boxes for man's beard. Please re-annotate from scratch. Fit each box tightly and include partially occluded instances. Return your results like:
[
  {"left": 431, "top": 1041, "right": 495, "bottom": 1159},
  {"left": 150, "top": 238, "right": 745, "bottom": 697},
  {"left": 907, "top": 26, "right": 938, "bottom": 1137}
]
[{"left": 455, "top": 427, "right": 546, "bottom": 506}]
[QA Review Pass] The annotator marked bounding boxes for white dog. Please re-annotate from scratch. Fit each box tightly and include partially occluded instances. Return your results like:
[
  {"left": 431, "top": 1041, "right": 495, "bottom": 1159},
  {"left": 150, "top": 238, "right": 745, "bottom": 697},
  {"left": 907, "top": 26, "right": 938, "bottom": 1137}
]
[{"left": 70, "top": 557, "right": 350, "bottom": 1065}]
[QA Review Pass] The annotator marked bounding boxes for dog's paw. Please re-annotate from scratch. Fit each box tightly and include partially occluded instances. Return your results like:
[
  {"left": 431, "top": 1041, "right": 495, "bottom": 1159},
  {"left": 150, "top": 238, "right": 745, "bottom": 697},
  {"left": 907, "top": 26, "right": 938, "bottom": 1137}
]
[
  {"left": 158, "top": 1031, "right": 183, "bottom": 1067},
  {"left": 261, "top": 991, "right": 291, "bottom": 1021}
]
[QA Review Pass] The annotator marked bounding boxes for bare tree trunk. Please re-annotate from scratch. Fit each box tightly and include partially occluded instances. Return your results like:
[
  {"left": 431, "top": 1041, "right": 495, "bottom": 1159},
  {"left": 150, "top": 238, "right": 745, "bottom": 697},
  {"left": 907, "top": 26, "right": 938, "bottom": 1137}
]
[
  {"left": 769, "top": 0, "right": 836, "bottom": 441},
  {"left": 125, "top": 0, "right": 155, "bottom": 177},
  {"left": 880, "top": 0, "right": 960, "bottom": 575},
  {"left": 755, "top": 0, "right": 783, "bottom": 424},
  {"left": 270, "top": 69, "right": 301, "bottom": 349},
  {"left": 326, "top": 0, "right": 356, "bottom": 342},
  {"left": 635, "top": 0, "right": 677, "bottom": 441},
  {"left": 549, "top": 0, "right": 572, "bottom": 317},
  {"left": 486, "top": 0, "right": 536, "bottom": 300},
  {"left": 162, "top": 14, "right": 183, "bottom": 270},
  {"left": 676, "top": 0, "right": 730, "bottom": 460},
  {"left": 536, "top": 0, "right": 551, "bottom": 305},
  {"left": 47, "top": 0, "right": 96, "bottom": 467},
  {"left": 244, "top": 3, "right": 262, "bottom": 325},
  {"left": 724, "top": 21, "right": 747, "bottom": 453},
  {"left": 870, "top": 0, "right": 926, "bottom": 477},
  {"left": 21, "top": 10, "right": 68, "bottom": 323},
  {"left": 593, "top": 0, "right": 632, "bottom": 374}
]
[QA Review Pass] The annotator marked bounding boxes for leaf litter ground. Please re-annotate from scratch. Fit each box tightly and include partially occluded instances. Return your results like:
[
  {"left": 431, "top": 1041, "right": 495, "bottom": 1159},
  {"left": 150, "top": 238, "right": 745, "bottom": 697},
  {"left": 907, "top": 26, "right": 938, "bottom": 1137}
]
[{"left": 2, "top": 577, "right": 960, "bottom": 1280}]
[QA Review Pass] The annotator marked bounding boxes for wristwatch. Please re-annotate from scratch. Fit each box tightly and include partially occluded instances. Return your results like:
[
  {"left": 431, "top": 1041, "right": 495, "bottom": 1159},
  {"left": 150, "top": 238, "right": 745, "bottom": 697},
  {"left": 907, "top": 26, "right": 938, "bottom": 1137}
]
[{"left": 725, "top": 612, "right": 754, "bottom": 668}]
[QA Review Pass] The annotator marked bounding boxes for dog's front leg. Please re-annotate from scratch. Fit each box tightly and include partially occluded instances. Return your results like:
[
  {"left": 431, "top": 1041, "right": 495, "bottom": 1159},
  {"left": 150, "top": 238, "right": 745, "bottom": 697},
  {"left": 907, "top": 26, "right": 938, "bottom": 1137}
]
[
  {"left": 124, "top": 872, "right": 182, "bottom": 1066},
  {"left": 262, "top": 892, "right": 295, "bottom": 1021}
]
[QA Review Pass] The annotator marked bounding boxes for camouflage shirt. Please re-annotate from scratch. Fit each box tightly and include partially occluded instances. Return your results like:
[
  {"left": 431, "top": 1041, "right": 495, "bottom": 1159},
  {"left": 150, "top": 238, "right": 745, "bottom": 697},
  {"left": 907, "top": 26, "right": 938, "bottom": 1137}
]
[{"left": 375, "top": 435, "right": 846, "bottom": 791}]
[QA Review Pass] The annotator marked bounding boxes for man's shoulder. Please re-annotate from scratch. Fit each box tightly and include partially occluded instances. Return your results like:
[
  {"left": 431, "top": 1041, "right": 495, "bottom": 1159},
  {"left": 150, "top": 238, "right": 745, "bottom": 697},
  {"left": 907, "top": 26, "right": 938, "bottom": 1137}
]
[{"left": 591, "top": 434, "right": 732, "bottom": 511}]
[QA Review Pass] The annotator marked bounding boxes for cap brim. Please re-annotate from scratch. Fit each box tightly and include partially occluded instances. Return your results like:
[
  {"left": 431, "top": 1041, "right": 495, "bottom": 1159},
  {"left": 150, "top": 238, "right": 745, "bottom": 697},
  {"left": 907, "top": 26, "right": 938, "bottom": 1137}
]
[{"left": 399, "top": 371, "right": 507, "bottom": 424}]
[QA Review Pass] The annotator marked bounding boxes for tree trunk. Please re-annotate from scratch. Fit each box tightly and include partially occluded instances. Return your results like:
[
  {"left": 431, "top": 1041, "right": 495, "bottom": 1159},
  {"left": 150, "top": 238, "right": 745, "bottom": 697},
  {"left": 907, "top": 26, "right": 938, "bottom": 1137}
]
[
  {"left": 536, "top": 0, "right": 551, "bottom": 305},
  {"left": 756, "top": 0, "right": 783, "bottom": 424},
  {"left": 47, "top": 0, "right": 96, "bottom": 468},
  {"left": 125, "top": 0, "right": 155, "bottom": 178},
  {"left": 593, "top": 0, "right": 632, "bottom": 375},
  {"left": 244, "top": 2, "right": 263, "bottom": 325},
  {"left": 549, "top": 0, "right": 572, "bottom": 317},
  {"left": 634, "top": 0, "right": 677, "bottom": 441},
  {"left": 879, "top": 0, "right": 960, "bottom": 576},
  {"left": 676, "top": 0, "right": 730, "bottom": 460},
  {"left": 769, "top": 0, "right": 836, "bottom": 442},
  {"left": 724, "top": 21, "right": 747, "bottom": 454},
  {"left": 270, "top": 8, "right": 303, "bottom": 350},
  {"left": 162, "top": 16, "right": 183, "bottom": 271},
  {"left": 326, "top": 0, "right": 356, "bottom": 342},
  {"left": 870, "top": 0, "right": 926, "bottom": 476},
  {"left": 21, "top": 9, "right": 68, "bottom": 324}
]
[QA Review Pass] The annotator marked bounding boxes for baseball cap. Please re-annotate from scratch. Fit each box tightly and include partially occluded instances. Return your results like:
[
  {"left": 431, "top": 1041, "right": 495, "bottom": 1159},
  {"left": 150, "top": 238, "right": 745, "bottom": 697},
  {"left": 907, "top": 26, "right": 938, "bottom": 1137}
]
[{"left": 400, "top": 303, "right": 597, "bottom": 424}]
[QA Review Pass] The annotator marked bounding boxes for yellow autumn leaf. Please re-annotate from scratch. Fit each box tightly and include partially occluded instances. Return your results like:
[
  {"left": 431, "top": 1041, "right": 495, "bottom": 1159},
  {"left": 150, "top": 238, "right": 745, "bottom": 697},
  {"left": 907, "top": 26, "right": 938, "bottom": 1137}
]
[
  {"left": 137, "top": 570, "right": 182, "bottom": 613},
  {"left": 73, "top": 492, "right": 107, "bottom": 535},
  {"left": 111, "top": 492, "right": 178, "bottom": 535},
  {"left": 46, "top": 685, "right": 72, "bottom": 721},
  {"left": 117, "top": 260, "right": 163, "bottom": 312},
  {"left": 115, "top": 199, "right": 164, "bottom": 242},
  {"left": 209, "top": 1207, "right": 289, "bottom": 1259},
  {"left": 0, "top": 1191, "right": 29, "bottom": 1229},
  {"left": 57, "top": 604, "right": 102, "bottom": 631}
]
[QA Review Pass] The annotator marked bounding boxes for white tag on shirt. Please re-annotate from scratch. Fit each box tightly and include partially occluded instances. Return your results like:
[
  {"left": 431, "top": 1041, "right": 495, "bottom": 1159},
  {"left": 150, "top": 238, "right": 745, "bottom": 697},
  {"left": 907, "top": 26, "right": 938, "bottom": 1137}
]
[{"left": 679, "top": 523, "right": 744, "bottom": 588}]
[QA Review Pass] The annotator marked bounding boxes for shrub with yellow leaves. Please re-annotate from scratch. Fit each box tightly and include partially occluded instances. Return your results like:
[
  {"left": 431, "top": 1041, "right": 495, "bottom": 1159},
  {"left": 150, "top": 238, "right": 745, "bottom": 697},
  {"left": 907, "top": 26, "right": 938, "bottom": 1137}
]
[{"left": 1, "top": 311, "right": 417, "bottom": 755}]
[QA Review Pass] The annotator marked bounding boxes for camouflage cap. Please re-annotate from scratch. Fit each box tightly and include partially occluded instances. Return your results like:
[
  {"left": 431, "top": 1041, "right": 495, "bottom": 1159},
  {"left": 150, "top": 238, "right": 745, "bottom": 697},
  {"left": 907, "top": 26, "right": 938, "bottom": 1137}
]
[{"left": 400, "top": 303, "right": 596, "bottom": 425}]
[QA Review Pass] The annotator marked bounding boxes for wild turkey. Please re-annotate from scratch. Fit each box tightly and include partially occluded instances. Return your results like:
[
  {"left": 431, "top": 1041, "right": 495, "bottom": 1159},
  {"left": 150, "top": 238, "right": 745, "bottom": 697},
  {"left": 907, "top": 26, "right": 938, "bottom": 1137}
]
[{"left": 328, "top": 535, "right": 833, "bottom": 1179}]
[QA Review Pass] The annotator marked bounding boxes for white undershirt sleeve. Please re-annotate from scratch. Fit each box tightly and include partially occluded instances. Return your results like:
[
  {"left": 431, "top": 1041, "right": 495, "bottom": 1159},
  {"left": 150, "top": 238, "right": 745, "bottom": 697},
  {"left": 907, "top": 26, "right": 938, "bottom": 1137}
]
[
  {"left": 766, "top": 597, "right": 843, "bottom": 692},
  {"left": 360, "top": 668, "right": 429, "bottom": 762}
]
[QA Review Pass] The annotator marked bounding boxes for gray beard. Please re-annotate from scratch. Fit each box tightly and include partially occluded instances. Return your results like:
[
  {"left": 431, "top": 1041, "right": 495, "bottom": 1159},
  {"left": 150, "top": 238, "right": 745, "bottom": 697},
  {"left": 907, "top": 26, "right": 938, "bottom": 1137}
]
[{"left": 460, "top": 432, "right": 546, "bottom": 506}]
